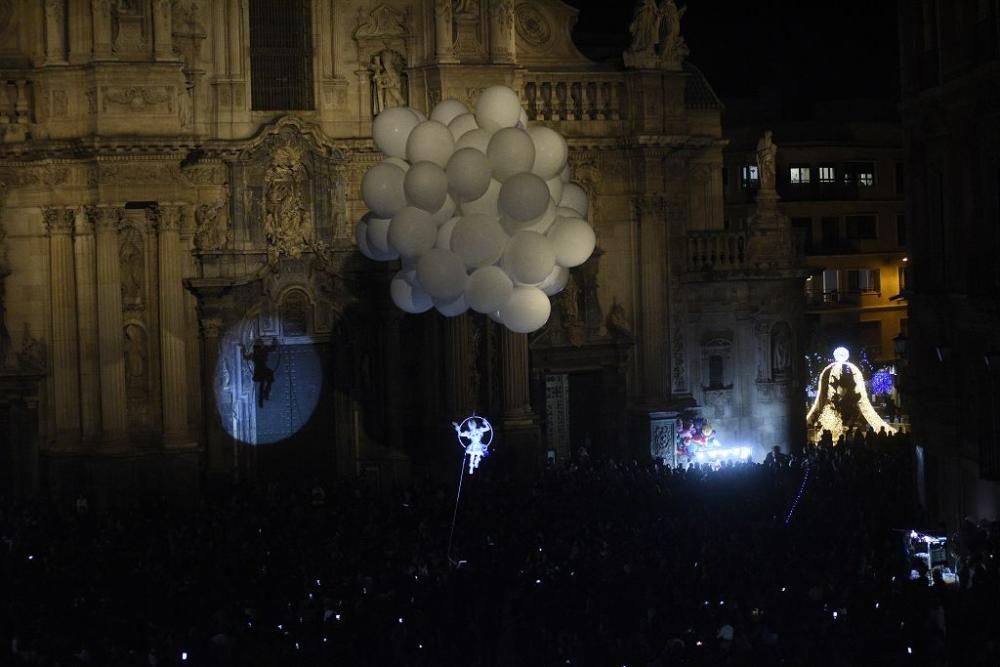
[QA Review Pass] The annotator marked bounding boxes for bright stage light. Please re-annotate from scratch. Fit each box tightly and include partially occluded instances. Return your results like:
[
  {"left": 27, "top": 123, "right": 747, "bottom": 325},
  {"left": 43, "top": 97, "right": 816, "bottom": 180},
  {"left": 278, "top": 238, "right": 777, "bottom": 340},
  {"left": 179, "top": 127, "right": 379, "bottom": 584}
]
[
  {"left": 694, "top": 446, "right": 752, "bottom": 462},
  {"left": 454, "top": 415, "right": 493, "bottom": 474},
  {"left": 833, "top": 346, "right": 850, "bottom": 363}
]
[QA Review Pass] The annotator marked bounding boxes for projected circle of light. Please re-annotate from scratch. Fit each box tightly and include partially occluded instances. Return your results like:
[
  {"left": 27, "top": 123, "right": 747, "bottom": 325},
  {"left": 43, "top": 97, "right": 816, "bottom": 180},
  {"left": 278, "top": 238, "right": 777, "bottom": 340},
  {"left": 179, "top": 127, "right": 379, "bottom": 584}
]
[
  {"left": 806, "top": 346, "right": 895, "bottom": 443},
  {"left": 454, "top": 415, "right": 493, "bottom": 474},
  {"left": 215, "top": 323, "right": 323, "bottom": 446}
]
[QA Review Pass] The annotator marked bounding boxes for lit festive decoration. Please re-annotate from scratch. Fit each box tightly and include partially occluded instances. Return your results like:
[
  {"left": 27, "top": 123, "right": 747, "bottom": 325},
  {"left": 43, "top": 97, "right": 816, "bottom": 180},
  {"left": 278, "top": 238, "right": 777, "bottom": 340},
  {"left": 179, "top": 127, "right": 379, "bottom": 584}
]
[
  {"left": 358, "top": 87, "right": 596, "bottom": 333},
  {"left": 453, "top": 415, "right": 493, "bottom": 474},
  {"left": 870, "top": 368, "right": 894, "bottom": 396},
  {"left": 806, "top": 346, "right": 895, "bottom": 443},
  {"left": 784, "top": 463, "right": 810, "bottom": 525}
]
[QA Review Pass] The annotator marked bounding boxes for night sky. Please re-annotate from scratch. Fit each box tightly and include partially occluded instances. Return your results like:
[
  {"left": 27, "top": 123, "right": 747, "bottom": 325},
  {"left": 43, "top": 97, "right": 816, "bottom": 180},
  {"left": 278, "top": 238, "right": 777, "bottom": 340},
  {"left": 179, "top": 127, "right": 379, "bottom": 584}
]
[{"left": 566, "top": 0, "right": 900, "bottom": 117}]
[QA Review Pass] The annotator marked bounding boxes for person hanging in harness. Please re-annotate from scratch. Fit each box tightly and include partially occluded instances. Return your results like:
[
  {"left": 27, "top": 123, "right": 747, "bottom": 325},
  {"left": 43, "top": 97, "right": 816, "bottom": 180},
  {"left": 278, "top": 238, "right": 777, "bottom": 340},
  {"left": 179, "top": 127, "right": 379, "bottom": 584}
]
[{"left": 240, "top": 337, "right": 279, "bottom": 408}]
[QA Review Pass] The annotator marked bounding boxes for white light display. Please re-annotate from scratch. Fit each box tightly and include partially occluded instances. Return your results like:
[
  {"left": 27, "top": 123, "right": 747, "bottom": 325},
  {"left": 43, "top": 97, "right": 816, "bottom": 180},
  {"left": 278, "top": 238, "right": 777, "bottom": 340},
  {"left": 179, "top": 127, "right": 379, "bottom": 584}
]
[
  {"left": 806, "top": 346, "right": 896, "bottom": 443},
  {"left": 453, "top": 415, "right": 493, "bottom": 474},
  {"left": 359, "top": 87, "right": 596, "bottom": 333}
]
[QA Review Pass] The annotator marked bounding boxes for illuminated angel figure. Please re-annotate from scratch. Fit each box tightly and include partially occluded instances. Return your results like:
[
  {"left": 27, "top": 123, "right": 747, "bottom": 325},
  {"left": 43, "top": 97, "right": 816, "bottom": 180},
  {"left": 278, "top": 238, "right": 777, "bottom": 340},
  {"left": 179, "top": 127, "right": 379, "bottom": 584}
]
[
  {"left": 453, "top": 416, "right": 493, "bottom": 474},
  {"left": 806, "top": 346, "right": 895, "bottom": 443}
]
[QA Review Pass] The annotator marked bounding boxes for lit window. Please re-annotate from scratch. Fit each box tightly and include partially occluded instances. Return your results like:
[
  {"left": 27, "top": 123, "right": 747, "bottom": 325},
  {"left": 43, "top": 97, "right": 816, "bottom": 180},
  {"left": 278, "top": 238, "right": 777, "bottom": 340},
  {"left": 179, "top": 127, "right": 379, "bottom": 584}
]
[
  {"left": 741, "top": 165, "right": 759, "bottom": 189},
  {"left": 844, "top": 162, "right": 876, "bottom": 187},
  {"left": 846, "top": 268, "right": 881, "bottom": 294},
  {"left": 789, "top": 165, "right": 811, "bottom": 184},
  {"left": 818, "top": 166, "right": 836, "bottom": 184}
]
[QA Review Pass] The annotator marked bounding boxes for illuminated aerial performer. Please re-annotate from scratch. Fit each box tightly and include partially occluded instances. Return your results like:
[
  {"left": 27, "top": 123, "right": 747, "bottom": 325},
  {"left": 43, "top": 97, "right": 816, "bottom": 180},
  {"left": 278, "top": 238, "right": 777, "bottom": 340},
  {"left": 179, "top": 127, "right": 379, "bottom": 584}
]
[
  {"left": 806, "top": 346, "right": 895, "bottom": 443},
  {"left": 453, "top": 415, "right": 493, "bottom": 474}
]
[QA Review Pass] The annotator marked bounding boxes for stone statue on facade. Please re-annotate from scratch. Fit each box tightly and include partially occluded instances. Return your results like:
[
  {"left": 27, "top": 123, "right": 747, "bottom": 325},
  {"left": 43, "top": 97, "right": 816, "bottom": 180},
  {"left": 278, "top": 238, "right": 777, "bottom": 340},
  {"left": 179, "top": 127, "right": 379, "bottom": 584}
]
[
  {"left": 756, "top": 130, "right": 778, "bottom": 193},
  {"left": 624, "top": 0, "right": 687, "bottom": 69},
  {"left": 370, "top": 50, "right": 406, "bottom": 116},
  {"left": 16, "top": 322, "right": 45, "bottom": 372},
  {"left": 606, "top": 298, "right": 632, "bottom": 339},
  {"left": 658, "top": 0, "right": 689, "bottom": 66},
  {"left": 452, "top": 0, "right": 479, "bottom": 16},
  {"left": 771, "top": 322, "right": 792, "bottom": 378},
  {"left": 195, "top": 181, "right": 231, "bottom": 251},
  {"left": 264, "top": 142, "right": 314, "bottom": 266},
  {"left": 626, "top": 0, "right": 662, "bottom": 56}
]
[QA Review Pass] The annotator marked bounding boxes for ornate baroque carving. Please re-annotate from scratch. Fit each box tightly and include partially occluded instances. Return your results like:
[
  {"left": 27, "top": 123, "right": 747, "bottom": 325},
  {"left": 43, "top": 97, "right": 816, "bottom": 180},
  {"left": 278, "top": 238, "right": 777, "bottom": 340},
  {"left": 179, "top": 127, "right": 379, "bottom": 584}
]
[
  {"left": 195, "top": 182, "right": 231, "bottom": 251},
  {"left": 353, "top": 4, "right": 409, "bottom": 40},
  {"left": 515, "top": 3, "right": 550, "bottom": 47},
  {"left": 264, "top": 141, "right": 315, "bottom": 265},
  {"left": 102, "top": 86, "right": 173, "bottom": 113}
]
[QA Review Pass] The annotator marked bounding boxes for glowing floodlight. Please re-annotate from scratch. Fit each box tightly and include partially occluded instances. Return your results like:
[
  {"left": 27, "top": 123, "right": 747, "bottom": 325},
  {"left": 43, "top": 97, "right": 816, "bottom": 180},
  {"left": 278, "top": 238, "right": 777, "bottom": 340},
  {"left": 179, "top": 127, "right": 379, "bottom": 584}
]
[
  {"left": 833, "top": 346, "right": 850, "bottom": 363},
  {"left": 453, "top": 415, "right": 493, "bottom": 474}
]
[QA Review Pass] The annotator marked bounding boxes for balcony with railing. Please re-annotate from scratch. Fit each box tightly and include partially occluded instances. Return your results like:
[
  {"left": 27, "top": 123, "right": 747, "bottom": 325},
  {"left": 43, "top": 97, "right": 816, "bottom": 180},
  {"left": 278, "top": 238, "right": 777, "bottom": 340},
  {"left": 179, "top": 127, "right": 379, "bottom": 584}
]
[
  {"left": 521, "top": 72, "right": 626, "bottom": 134},
  {"left": 686, "top": 231, "right": 747, "bottom": 273}
]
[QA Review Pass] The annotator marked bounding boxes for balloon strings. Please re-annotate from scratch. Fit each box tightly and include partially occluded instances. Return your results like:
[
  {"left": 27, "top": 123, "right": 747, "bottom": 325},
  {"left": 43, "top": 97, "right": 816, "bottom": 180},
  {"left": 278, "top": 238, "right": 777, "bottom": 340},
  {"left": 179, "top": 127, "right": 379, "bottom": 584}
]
[{"left": 446, "top": 453, "right": 468, "bottom": 567}]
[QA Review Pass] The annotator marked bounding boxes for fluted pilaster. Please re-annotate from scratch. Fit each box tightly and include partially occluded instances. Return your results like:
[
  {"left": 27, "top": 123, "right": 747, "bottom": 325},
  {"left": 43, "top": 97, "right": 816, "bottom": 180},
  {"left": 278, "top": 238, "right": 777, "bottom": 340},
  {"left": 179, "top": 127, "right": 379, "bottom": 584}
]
[
  {"left": 44, "top": 207, "right": 80, "bottom": 442},
  {"left": 94, "top": 205, "right": 128, "bottom": 442},
  {"left": 434, "top": 0, "right": 457, "bottom": 63},
  {"left": 45, "top": 0, "right": 68, "bottom": 65},
  {"left": 76, "top": 208, "right": 100, "bottom": 441},
  {"left": 500, "top": 327, "right": 532, "bottom": 418},
  {"left": 154, "top": 204, "right": 189, "bottom": 444},
  {"left": 91, "top": 0, "right": 113, "bottom": 59},
  {"left": 635, "top": 194, "right": 669, "bottom": 404},
  {"left": 153, "top": 0, "right": 174, "bottom": 60},
  {"left": 444, "top": 314, "right": 473, "bottom": 418},
  {"left": 489, "top": 0, "right": 516, "bottom": 64}
]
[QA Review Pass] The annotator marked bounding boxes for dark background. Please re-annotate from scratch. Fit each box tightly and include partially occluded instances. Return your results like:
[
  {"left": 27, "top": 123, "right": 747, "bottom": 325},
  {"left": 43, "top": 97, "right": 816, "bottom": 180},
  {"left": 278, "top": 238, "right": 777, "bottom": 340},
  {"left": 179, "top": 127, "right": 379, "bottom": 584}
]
[{"left": 565, "top": 0, "right": 900, "bottom": 117}]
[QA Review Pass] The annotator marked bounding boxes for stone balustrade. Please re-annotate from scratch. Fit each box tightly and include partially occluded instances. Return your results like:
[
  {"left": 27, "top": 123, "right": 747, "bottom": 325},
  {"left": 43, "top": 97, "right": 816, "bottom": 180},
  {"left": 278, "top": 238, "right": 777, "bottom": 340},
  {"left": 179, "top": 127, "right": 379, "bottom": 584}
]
[
  {"left": 0, "top": 77, "right": 32, "bottom": 142},
  {"left": 686, "top": 231, "right": 747, "bottom": 273},
  {"left": 522, "top": 72, "right": 626, "bottom": 122}
]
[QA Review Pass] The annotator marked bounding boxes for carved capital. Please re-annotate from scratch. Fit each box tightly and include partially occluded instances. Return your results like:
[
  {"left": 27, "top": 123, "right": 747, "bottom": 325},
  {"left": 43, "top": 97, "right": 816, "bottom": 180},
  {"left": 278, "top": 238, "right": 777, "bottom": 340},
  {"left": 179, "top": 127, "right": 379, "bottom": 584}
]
[
  {"left": 43, "top": 207, "right": 75, "bottom": 235},
  {"left": 199, "top": 317, "right": 222, "bottom": 339},
  {"left": 91, "top": 205, "right": 124, "bottom": 234},
  {"left": 151, "top": 203, "right": 183, "bottom": 233}
]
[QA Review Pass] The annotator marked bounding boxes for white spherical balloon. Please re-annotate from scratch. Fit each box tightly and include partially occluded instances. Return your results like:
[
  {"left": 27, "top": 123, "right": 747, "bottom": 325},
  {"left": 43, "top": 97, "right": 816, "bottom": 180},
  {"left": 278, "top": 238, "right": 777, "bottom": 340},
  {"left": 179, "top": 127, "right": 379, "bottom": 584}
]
[
  {"left": 450, "top": 213, "right": 509, "bottom": 268},
  {"left": 410, "top": 108, "right": 427, "bottom": 122},
  {"left": 416, "top": 248, "right": 468, "bottom": 302},
  {"left": 487, "top": 127, "right": 535, "bottom": 182},
  {"left": 560, "top": 165, "right": 571, "bottom": 183},
  {"left": 405, "top": 120, "right": 455, "bottom": 167},
  {"left": 459, "top": 179, "right": 502, "bottom": 216},
  {"left": 559, "top": 182, "right": 589, "bottom": 217},
  {"left": 499, "top": 172, "right": 550, "bottom": 222},
  {"left": 538, "top": 265, "right": 570, "bottom": 296},
  {"left": 446, "top": 148, "right": 492, "bottom": 201},
  {"left": 373, "top": 107, "right": 421, "bottom": 158},
  {"left": 466, "top": 266, "right": 514, "bottom": 313},
  {"left": 365, "top": 216, "right": 394, "bottom": 255},
  {"left": 403, "top": 161, "right": 449, "bottom": 213},
  {"left": 517, "top": 199, "right": 557, "bottom": 235},
  {"left": 436, "top": 216, "right": 459, "bottom": 250},
  {"left": 448, "top": 112, "right": 479, "bottom": 142},
  {"left": 546, "top": 175, "right": 564, "bottom": 204},
  {"left": 528, "top": 126, "right": 568, "bottom": 179},
  {"left": 475, "top": 85, "right": 523, "bottom": 133},
  {"left": 390, "top": 271, "right": 433, "bottom": 314},
  {"left": 434, "top": 293, "right": 469, "bottom": 317},
  {"left": 431, "top": 194, "right": 457, "bottom": 226},
  {"left": 499, "top": 286, "right": 552, "bottom": 333},
  {"left": 517, "top": 107, "right": 529, "bottom": 129},
  {"left": 548, "top": 217, "right": 596, "bottom": 268},
  {"left": 455, "top": 128, "right": 492, "bottom": 154},
  {"left": 431, "top": 98, "right": 470, "bottom": 126},
  {"left": 503, "top": 230, "right": 556, "bottom": 285},
  {"left": 362, "top": 163, "right": 407, "bottom": 219},
  {"left": 487, "top": 309, "right": 504, "bottom": 323},
  {"left": 556, "top": 206, "right": 579, "bottom": 219},
  {"left": 388, "top": 206, "right": 437, "bottom": 258},
  {"left": 356, "top": 218, "right": 377, "bottom": 260}
]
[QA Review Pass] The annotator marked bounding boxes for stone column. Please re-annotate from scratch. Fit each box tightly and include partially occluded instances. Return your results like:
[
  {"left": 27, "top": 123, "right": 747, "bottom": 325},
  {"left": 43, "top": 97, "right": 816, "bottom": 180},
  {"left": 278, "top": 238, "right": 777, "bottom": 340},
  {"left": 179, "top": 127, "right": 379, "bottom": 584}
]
[
  {"left": 489, "top": 0, "right": 516, "bottom": 64},
  {"left": 154, "top": 204, "right": 189, "bottom": 444},
  {"left": 499, "top": 326, "right": 541, "bottom": 475},
  {"left": 444, "top": 314, "right": 473, "bottom": 418},
  {"left": 75, "top": 208, "right": 101, "bottom": 442},
  {"left": 45, "top": 0, "right": 68, "bottom": 65},
  {"left": 94, "top": 205, "right": 128, "bottom": 443},
  {"left": 199, "top": 318, "right": 225, "bottom": 473},
  {"left": 91, "top": 0, "right": 113, "bottom": 60},
  {"left": 44, "top": 207, "right": 80, "bottom": 443},
  {"left": 68, "top": 0, "right": 94, "bottom": 64},
  {"left": 635, "top": 195, "right": 669, "bottom": 403},
  {"left": 434, "top": 0, "right": 457, "bottom": 63},
  {"left": 152, "top": 0, "right": 174, "bottom": 61}
]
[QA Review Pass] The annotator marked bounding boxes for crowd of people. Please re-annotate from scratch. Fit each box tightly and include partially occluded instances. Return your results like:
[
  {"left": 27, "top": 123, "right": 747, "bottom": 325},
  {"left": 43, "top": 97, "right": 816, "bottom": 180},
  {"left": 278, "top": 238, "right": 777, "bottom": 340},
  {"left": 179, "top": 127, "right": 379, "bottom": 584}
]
[{"left": 2, "top": 432, "right": 998, "bottom": 666}]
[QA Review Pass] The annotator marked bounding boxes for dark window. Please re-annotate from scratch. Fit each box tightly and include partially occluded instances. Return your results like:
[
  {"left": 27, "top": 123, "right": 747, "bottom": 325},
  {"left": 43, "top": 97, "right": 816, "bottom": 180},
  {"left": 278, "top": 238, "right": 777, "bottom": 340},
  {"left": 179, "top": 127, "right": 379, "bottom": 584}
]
[
  {"left": 721, "top": 166, "right": 728, "bottom": 188},
  {"left": 789, "top": 164, "right": 811, "bottom": 184},
  {"left": 791, "top": 217, "right": 812, "bottom": 253},
  {"left": 708, "top": 355, "right": 724, "bottom": 389},
  {"left": 846, "top": 214, "right": 878, "bottom": 240},
  {"left": 821, "top": 216, "right": 839, "bottom": 246},
  {"left": 859, "top": 320, "right": 882, "bottom": 357},
  {"left": 818, "top": 165, "right": 837, "bottom": 184},
  {"left": 740, "top": 164, "right": 759, "bottom": 190},
  {"left": 895, "top": 162, "right": 905, "bottom": 194},
  {"left": 896, "top": 213, "right": 907, "bottom": 246},
  {"left": 250, "top": 0, "right": 314, "bottom": 111}
]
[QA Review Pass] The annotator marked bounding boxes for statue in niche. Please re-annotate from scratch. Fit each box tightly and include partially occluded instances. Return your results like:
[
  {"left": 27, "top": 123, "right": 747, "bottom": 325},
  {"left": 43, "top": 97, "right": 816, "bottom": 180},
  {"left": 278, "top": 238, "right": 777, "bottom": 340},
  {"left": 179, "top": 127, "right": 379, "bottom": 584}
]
[
  {"left": 240, "top": 337, "right": 279, "bottom": 408},
  {"left": 771, "top": 322, "right": 792, "bottom": 379},
  {"left": 124, "top": 323, "right": 147, "bottom": 386},
  {"left": 119, "top": 229, "right": 144, "bottom": 305},
  {"left": 626, "top": 0, "right": 663, "bottom": 56},
  {"left": 657, "top": 0, "right": 688, "bottom": 63},
  {"left": 605, "top": 298, "right": 632, "bottom": 339},
  {"left": 452, "top": 0, "right": 478, "bottom": 16},
  {"left": 263, "top": 142, "right": 314, "bottom": 265},
  {"left": 369, "top": 50, "right": 407, "bottom": 115},
  {"left": 756, "top": 130, "right": 778, "bottom": 192},
  {"left": 16, "top": 323, "right": 46, "bottom": 372},
  {"left": 195, "top": 181, "right": 231, "bottom": 251}
]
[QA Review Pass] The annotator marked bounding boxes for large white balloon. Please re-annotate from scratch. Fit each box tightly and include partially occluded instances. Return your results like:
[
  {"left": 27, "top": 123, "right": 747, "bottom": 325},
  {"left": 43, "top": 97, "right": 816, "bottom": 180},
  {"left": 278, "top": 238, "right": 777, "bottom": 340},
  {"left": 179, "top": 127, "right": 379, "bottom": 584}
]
[
  {"left": 466, "top": 266, "right": 514, "bottom": 313},
  {"left": 365, "top": 216, "right": 395, "bottom": 255},
  {"left": 499, "top": 286, "right": 552, "bottom": 333},
  {"left": 459, "top": 178, "right": 502, "bottom": 216},
  {"left": 405, "top": 120, "right": 455, "bottom": 167},
  {"left": 436, "top": 216, "right": 459, "bottom": 250},
  {"left": 385, "top": 156, "right": 410, "bottom": 172},
  {"left": 416, "top": 248, "right": 468, "bottom": 302},
  {"left": 373, "top": 107, "right": 421, "bottom": 158},
  {"left": 475, "top": 85, "right": 523, "bottom": 132},
  {"left": 403, "top": 161, "right": 449, "bottom": 213},
  {"left": 450, "top": 213, "right": 508, "bottom": 268},
  {"left": 515, "top": 199, "right": 557, "bottom": 235},
  {"left": 503, "top": 230, "right": 556, "bottom": 285},
  {"left": 356, "top": 218, "right": 377, "bottom": 260},
  {"left": 448, "top": 113, "right": 479, "bottom": 142},
  {"left": 538, "top": 265, "right": 570, "bottom": 296},
  {"left": 430, "top": 194, "right": 457, "bottom": 226},
  {"left": 434, "top": 293, "right": 469, "bottom": 317},
  {"left": 388, "top": 206, "right": 437, "bottom": 258},
  {"left": 546, "top": 175, "right": 564, "bottom": 204},
  {"left": 559, "top": 182, "right": 589, "bottom": 217},
  {"left": 362, "top": 163, "right": 407, "bottom": 219},
  {"left": 487, "top": 127, "right": 535, "bottom": 182},
  {"left": 528, "top": 125, "right": 569, "bottom": 179},
  {"left": 390, "top": 271, "right": 433, "bottom": 314},
  {"left": 455, "top": 128, "right": 492, "bottom": 154},
  {"left": 430, "top": 98, "right": 470, "bottom": 126},
  {"left": 499, "top": 172, "right": 550, "bottom": 222},
  {"left": 446, "top": 148, "right": 492, "bottom": 201},
  {"left": 548, "top": 217, "right": 596, "bottom": 268}
]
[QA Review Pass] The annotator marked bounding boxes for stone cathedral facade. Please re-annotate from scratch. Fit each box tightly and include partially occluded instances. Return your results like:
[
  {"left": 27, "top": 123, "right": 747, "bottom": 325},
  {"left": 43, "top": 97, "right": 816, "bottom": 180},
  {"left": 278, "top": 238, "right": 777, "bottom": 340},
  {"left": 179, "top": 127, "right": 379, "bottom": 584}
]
[{"left": 0, "top": 0, "right": 804, "bottom": 503}]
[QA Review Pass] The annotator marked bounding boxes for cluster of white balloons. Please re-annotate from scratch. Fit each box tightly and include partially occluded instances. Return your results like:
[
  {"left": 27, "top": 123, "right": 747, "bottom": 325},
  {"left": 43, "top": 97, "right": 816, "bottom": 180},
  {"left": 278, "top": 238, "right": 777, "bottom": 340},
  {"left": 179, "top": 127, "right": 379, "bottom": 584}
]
[{"left": 357, "top": 85, "right": 595, "bottom": 334}]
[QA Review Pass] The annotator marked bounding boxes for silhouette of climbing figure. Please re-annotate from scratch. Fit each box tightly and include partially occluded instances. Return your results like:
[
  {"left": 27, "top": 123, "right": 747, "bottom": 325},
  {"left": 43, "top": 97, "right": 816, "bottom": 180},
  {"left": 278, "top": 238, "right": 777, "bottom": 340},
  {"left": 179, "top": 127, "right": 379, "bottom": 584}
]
[{"left": 241, "top": 337, "right": 279, "bottom": 408}]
